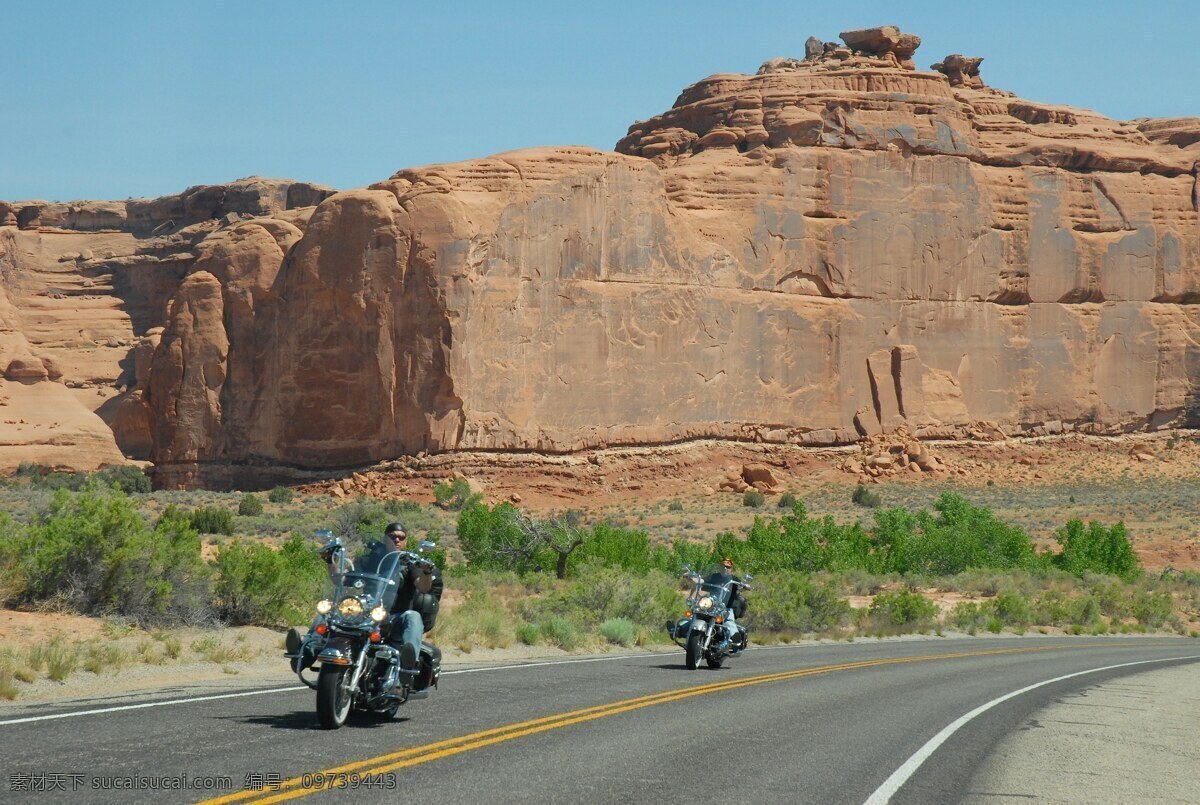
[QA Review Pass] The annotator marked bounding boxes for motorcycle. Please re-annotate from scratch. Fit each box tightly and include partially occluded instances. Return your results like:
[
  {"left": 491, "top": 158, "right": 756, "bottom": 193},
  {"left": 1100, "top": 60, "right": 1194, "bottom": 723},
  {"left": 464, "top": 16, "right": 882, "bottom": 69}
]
[
  {"left": 285, "top": 530, "right": 442, "bottom": 729},
  {"left": 665, "top": 564, "right": 752, "bottom": 670}
]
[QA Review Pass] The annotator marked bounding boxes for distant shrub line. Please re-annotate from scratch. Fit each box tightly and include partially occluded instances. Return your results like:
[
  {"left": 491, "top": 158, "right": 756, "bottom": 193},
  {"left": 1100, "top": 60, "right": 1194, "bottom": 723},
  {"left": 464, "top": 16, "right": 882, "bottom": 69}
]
[
  {"left": 453, "top": 493, "right": 1142, "bottom": 581},
  {"left": 0, "top": 483, "right": 1186, "bottom": 644}
]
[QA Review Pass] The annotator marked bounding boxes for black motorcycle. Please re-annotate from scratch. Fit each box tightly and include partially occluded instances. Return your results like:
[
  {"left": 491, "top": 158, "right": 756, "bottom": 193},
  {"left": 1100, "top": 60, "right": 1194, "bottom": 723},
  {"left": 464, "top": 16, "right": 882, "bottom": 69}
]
[
  {"left": 285, "top": 531, "right": 442, "bottom": 729},
  {"left": 666, "top": 564, "right": 752, "bottom": 669}
]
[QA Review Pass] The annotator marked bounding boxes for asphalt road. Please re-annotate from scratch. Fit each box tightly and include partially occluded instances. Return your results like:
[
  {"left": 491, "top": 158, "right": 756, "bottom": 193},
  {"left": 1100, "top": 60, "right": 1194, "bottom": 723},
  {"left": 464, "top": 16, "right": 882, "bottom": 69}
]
[{"left": 2, "top": 636, "right": 1197, "bottom": 804}]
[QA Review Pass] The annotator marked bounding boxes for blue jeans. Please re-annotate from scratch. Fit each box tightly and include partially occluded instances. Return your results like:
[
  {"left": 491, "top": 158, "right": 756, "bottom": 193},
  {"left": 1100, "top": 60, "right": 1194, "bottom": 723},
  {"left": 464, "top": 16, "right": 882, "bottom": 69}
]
[{"left": 389, "top": 610, "right": 423, "bottom": 663}]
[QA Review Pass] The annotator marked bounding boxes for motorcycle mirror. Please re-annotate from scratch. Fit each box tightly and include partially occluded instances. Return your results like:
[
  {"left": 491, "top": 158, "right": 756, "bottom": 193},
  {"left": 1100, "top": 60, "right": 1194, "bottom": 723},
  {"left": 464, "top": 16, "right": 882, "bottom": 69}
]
[
  {"left": 314, "top": 529, "right": 334, "bottom": 541},
  {"left": 744, "top": 573, "right": 754, "bottom": 581},
  {"left": 418, "top": 540, "right": 437, "bottom": 553}
]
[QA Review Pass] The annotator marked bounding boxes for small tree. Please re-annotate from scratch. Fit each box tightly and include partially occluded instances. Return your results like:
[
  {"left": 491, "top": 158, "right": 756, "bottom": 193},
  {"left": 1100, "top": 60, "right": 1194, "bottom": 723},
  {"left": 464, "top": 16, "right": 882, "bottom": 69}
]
[
  {"left": 237, "top": 493, "right": 264, "bottom": 517},
  {"left": 433, "top": 477, "right": 481, "bottom": 511},
  {"left": 510, "top": 511, "right": 585, "bottom": 580},
  {"left": 268, "top": 486, "right": 294, "bottom": 504}
]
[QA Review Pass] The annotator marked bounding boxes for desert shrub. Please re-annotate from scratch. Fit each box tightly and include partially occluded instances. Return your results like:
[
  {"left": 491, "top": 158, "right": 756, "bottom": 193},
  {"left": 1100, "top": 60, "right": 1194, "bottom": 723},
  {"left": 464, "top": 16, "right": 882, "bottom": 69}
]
[
  {"left": 515, "top": 623, "right": 540, "bottom": 645},
  {"left": 433, "top": 478, "right": 480, "bottom": 511},
  {"left": 745, "top": 574, "right": 852, "bottom": 634},
  {"left": 331, "top": 498, "right": 385, "bottom": 546},
  {"left": 667, "top": 499, "right": 684, "bottom": 512},
  {"left": 1053, "top": 519, "right": 1141, "bottom": 580},
  {"left": 868, "top": 589, "right": 938, "bottom": 627},
  {"left": 523, "top": 563, "right": 680, "bottom": 632},
  {"left": 1032, "top": 590, "right": 1101, "bottom": 627},
  {"left": 877, "top": 494, "right": 1039, "bottom": 576},
  {"left": 237, "top": 494, "right": 264, "bottom": 517},
  {"left": 851, "top": 485, "right": 882, "bottom": 508},
  {"left": 571, "top": 523, "right": 653, "bottom": 574},
  {"left": 384, "top": 498, "right": 421, "bottom": 516},
  {"left": 777, "top": 491, "right": 798, "bottom": 508},
  {"left": 8, "top": 489, "right": 210, "bottom": 624},
  {"left": 989, "top": 591, "right": 1033, "bottom": 627},
  {"left": 188, "top": 507, "right": 234, "bottom": 536},
  {"left": 599, "top": 617, "right": 638, "bottom": 647},
  {"left": 538, "top": 616, "right": 582, "bottom": 651},
  {"left": 948, "top": 602, "right": 989, "bottom": 633},
  {"left": 436, "top": 588, "right": 515, "bottom": 651},
  {"left": 742, "top": 490, "right": 765, "bottom": 508},
  {"left": 15, "top": 461, "right": 43, "bottom": 478},
  {"left": 211, "top": 534, "right": 327, "bottom": 626},
  {"left": 95, "top": 465, "right": 152, "bottom": 494},
  {"left": 267, "top": 486, "right": 294, "bottom": 504},
  {"left": 457, "top": 502, "right": 544, "bottom": 573}
]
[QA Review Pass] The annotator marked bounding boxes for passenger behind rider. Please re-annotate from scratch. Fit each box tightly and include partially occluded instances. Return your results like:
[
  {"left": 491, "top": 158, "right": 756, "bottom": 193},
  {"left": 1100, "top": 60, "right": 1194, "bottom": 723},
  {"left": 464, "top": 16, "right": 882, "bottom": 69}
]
[{"left": 705, "top": 557, "right": 748, "bottom": 649}]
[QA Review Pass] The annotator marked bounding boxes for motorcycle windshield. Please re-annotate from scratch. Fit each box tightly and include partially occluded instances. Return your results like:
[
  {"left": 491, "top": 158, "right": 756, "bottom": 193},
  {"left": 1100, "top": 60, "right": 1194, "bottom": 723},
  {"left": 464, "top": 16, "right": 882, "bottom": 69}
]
[
  {"left": 691, "top": 583, "right": 730, "bottom": 614},
  {"left": 335, "top": 544, "right": 405, "bottom": 611},
  {"left": 336, "top": 572, "right": 391, "bottom": 609}
]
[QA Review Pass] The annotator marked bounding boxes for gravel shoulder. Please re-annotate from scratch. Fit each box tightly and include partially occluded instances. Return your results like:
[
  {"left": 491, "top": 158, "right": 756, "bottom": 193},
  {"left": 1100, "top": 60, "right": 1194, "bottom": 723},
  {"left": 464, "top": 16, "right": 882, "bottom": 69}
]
[{"left": 962, "top": 662, "right": 1200, "bottom": 803}]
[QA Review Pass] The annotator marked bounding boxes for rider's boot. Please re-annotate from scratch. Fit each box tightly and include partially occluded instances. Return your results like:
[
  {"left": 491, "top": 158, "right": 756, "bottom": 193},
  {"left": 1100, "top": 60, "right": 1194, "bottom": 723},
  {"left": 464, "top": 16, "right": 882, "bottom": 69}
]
[{"left": 399, "top": 643, "right": 419, "bottom": 674}]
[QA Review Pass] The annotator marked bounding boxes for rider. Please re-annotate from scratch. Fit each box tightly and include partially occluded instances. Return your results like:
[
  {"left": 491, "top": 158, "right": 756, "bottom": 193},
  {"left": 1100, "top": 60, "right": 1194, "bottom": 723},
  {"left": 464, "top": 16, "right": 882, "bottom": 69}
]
[
  {"left": 321, "top": 522, "right": 442, "bottom": 690},
  {"left": 705, "top": 557, "right": 748, "bottom": 650}
]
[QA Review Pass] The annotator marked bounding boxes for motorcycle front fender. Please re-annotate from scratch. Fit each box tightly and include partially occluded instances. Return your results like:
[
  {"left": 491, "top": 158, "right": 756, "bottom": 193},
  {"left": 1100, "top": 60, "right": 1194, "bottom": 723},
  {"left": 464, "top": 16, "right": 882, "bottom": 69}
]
[{"left": 317, "top": 636, "right": 358, "bottom": 666}]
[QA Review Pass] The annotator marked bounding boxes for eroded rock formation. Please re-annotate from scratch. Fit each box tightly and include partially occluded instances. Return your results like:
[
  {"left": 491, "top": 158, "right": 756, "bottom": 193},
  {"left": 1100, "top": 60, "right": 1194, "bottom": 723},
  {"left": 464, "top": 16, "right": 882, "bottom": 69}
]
[
  {"left": 5, "top": 30, "right": 1200, "bottom": 485},
  {"left": 0, "top": 178, "right": 332, "bottom": 470}
]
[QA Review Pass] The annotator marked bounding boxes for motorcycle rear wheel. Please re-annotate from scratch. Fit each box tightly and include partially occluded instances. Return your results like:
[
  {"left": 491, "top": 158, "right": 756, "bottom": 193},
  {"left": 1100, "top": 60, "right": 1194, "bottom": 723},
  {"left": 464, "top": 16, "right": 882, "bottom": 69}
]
[
  {"left": 685, "top": 632, "right": 702, "bottom": 670},
  {"left": 316, "top": 666, "right": 353, "bottom": 729}
]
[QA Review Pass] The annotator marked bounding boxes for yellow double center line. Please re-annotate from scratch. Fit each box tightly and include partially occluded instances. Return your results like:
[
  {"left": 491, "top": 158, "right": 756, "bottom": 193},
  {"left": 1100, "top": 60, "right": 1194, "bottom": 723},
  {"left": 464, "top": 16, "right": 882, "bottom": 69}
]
[{"left": 198, "top": 643, "right": 1125, "bottom": 804}]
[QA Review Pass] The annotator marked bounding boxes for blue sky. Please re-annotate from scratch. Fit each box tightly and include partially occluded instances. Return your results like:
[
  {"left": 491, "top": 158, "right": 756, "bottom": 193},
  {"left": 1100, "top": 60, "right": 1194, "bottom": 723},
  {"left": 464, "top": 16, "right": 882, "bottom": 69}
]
[{"left": 4, "top": 1, "right": 1197, "bottom": 201}]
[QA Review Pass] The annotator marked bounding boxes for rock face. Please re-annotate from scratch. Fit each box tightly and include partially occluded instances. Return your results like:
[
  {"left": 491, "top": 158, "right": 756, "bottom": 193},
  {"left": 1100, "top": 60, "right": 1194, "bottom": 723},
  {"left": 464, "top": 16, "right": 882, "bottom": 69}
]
[
  {"left": 6, "top": 33, "right": 1200, "bottom": 485},
  {"left": 0, "top": 178, "right": 332, "bottom": 471}
]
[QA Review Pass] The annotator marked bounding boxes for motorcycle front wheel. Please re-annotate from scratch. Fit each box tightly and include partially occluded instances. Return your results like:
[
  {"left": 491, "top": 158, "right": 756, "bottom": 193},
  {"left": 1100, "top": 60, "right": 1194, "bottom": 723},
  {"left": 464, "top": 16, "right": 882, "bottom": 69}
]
[
  {"left": 316, "top": 666, "right": 353, "bottom": 729},
  {"left": 685, "top": 632, "right": 702, "bottom": 670}
]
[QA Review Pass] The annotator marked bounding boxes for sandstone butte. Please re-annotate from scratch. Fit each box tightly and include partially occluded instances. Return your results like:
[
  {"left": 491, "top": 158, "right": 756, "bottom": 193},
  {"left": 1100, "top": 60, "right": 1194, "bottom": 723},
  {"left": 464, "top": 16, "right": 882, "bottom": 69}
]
[{"left": 2, "top": 26, "right": 1199, "bottom": 488}]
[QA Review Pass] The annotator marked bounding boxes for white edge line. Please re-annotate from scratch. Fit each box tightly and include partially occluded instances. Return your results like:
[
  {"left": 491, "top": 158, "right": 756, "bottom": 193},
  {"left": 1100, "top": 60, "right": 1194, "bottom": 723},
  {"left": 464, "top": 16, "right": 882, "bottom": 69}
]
[
  {"left": 0, "top": 686, "right": 305, "bottom": 726},
  {"left": 862, "top": 654, "right": 1200, "bottom": 805},
  {"left": 0, "top": 648, "right": 689, "bottom": 726}
]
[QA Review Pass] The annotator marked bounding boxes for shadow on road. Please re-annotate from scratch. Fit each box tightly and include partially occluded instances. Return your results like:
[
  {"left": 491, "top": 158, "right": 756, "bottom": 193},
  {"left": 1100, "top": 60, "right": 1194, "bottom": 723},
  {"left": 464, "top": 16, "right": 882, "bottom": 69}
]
[
  {"left": 231, "top": 711, "right": 324, "bottom": 731},
  {"left": 231, "top": 711, "right": 414, "bottom": 731},
  {"left": 649, "top": 663, "right": 731, "bottom": 672}
]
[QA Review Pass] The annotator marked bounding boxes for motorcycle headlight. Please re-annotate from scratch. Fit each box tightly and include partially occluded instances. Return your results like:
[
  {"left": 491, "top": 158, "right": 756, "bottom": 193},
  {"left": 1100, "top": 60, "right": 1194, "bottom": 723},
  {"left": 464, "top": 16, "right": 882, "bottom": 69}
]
[
  {"left": 698, "top": 596, "right": 714, "bottom": 610},
  {"left": 316, "top": 599, "right": 332, "bottom": 615},
  {"left": 337, "top": 597, "right": 364, "bottom": 617},
  {"left": 370, "top": 606, "right": 387, "bottom": 622}
]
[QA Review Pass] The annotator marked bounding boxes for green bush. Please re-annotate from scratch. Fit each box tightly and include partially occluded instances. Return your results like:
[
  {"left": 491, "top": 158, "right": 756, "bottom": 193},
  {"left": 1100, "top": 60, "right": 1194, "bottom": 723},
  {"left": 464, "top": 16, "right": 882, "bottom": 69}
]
[
  {"left": 96, "top": 465, "right": 152, "bottom": 494},
  {"left": 237, "top": 494, "right": 264, "bottom": 517},
  {"left": 188, "top": 507, "right": 234, "bottom": 536},
  {"left": 267, "top": 486, "right": 294, "bottom": 504},
  {"left": 6, "top": 489, "right": 211, "bottom": 624},
  {"left": 745, "top": 574, "right": 852, "bottom": 634},
  {"left": 1053, "top": 519, "right": 1141, "bottom": 580},
  {"left": 212, "top": 534, "right": 327, "bottom": 626},
  {"left": 433, "top": 478, "right": 481, "bottom": 511},
  {"left": 515, "top": 622, "right": 540, "bottom": 645},
  {"left": 778, "top": 491, "right": 798, "bottom": 508},
  {"left": 457, "top": 502, "right": 543, "bottom": 574},
  {"left": 851, "top": 485, "right": 882, "bottom": 508},
  {"left": 599, "top": 617, "right": 638, "bottom": 647},
  {"left": 868, "top": 589, "right": 938, "bottom": 627},
  {"left": 539, "top": 616, "right": 582, "bottom": 650},
  {"left": 742, "top": 490, "right": 765, "bottom": 508},
  {"left": 667, "top": 499, "right": 684, "bottom": 512},
  {"left": 384, "top": 498, "right": 421, "bottom": 516}
]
